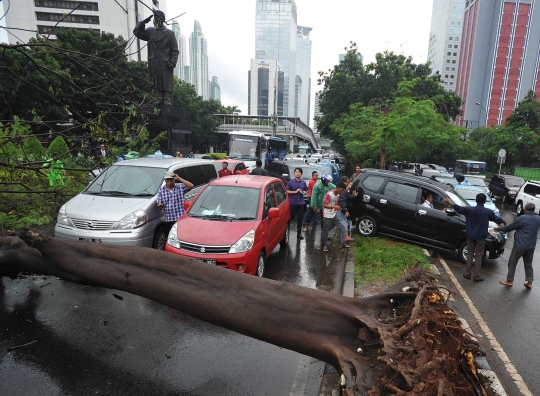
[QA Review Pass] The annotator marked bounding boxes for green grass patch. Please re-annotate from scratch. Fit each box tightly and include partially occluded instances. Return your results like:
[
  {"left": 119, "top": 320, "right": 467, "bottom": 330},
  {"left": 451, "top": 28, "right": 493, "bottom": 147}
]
[{"left": 354, "top": 236, "right": 431, "bottom": 286}]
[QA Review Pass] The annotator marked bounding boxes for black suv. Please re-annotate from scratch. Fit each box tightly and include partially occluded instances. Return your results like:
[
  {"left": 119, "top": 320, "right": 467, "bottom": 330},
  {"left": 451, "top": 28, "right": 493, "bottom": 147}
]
[
  {"left": 349, "top": 170, "right": 507, "bottom": 262},
  {"left": 266, "top": 160, "right": 321, "bottom": 202},
  {"left": 488, "top": 174, "right": 525, "bottom": 203}
]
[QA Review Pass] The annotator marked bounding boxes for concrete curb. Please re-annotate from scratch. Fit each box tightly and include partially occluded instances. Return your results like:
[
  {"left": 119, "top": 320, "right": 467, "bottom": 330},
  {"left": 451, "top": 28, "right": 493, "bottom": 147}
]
[{"left": 427, "top": 249, "right": 508, "bottom": 396}]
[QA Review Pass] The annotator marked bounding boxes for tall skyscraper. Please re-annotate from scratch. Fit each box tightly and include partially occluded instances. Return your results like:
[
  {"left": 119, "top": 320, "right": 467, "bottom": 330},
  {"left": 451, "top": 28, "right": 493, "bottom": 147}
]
[
  {"left": 427, "top": 0, "right": 465, "bottom": 91},
  {"left": 255, "top": 0, "right": 297, "bottom": 117},
  {"left": 0, "top": 0, "right": 163, "bottom": 62},
  {"left": 190, "top": 20, "right": 209, "bottom": 100},
  {"left": 313, "top": 91, "right": 322, "bottom": 133},
  {"left": 456, "top": 0, "right": 540, "bottom": 127},
  {"left": 296, "top": 26, "right": 312, "bottom": 126},
  {"left": 172, "top": 20, "right": 187, "bottom": 82},
  {"left": 210, "top": 76, "right": 221, "bottom": 102},
  {"left": 248, "top": 59, "right": 284, "bottom": 116},
  {"left": 183, "top": 66, "right": 191, "bottom": 85}
]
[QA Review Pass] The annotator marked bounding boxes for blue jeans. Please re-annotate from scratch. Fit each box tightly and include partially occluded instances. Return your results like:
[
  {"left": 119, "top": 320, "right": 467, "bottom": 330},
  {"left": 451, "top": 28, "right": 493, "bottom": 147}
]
[
  {"left": 303, "top": 205, "right": 319, "bottom": 225},
  {"left": 337, "top": 211, "right": 349, "bottom": 232}
]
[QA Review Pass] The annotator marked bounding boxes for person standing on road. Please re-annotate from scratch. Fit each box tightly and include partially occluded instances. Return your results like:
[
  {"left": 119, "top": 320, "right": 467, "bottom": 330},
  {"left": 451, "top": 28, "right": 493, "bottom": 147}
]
[
  {"left": 187, "top": 151, "right": 195, "bottom": 158},
  {"left": 443, "top": 193, "right": 506, "bottom": 281},
  {"left": 302, "top": 170, "right": 319, "bottom": 232},
  {"left": 156, "top": 172, "right": 194, "bottom": 235},
  {"left": 337, "top": 176, "right": 358, "bottom": 243},
  {"left": 310, "top": 174, "right": 336, "bottom": 231},
  {"left": 351, "top": 165, "right": 362, "bottom": 182},
  {"left": 218, "top": 162, "right": 233, "bottom": 177},
  {"left": 321, "top": 182, "right": 347, "bottom": 252},
  {"left": 286, "top": 168, "right": 308, "bottom": 240},
  {"left": 496, "top": 203, "right": 540, "bottom": 289},
  {"left": 250, "top": 159, "right": 268, "bottom": 176}
]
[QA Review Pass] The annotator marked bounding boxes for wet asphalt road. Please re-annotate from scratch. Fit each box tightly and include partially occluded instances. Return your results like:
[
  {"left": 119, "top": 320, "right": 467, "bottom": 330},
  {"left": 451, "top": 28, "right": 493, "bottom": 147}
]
[
  {"left": 438, "top": 201, "right": 540, "bottom": 396},
  {"left": 0, "top": 223, "right": 348, "bottom": 396}
]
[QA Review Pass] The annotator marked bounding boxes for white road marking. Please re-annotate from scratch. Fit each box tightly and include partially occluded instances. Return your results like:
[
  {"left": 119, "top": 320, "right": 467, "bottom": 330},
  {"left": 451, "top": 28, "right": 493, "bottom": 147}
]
[
  {"left": 437, "top": 255, "right": 533, "bottom": 396},
  {"left": 290, "top": 355, "right": 317, "bottom": 395}
]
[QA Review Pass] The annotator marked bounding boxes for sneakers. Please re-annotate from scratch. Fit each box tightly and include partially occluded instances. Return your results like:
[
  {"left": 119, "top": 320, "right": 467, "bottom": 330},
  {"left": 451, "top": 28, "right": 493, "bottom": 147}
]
[
  {"left": 473, "top": 276, "right": 484, "bottom": 282},
  {"left": 463, "top": 273, "right": 471, "bottom": 280},
  {"left": 297, "top": 234, "right": 304, "bottom": 240},
  {"left": 302, "top": 226, "right": 308, "bottom": 232}
]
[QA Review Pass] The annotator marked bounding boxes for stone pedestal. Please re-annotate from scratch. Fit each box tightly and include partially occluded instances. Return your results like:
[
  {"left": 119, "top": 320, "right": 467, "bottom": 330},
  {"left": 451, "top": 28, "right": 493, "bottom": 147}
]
[{"left": 138, "top": 105, "right": 192, "bottom": 155}]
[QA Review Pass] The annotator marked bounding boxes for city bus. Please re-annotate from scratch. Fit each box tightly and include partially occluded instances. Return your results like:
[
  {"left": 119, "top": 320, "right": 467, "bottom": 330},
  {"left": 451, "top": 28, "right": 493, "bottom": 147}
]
[
  {"left": 454, "top": 160, "right": 487, "bottom": 180},
  {"left": 228, "top": 131, "right": 288, "bottom": 171}
]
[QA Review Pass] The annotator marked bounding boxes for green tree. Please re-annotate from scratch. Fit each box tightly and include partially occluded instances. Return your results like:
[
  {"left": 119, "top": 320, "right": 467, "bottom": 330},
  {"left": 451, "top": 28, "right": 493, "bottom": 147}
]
[
  {"left": 506, "top": 90, "right": 540, "bottom": 130},
  {"left": 332, "top": 80, "right": 463, "bottom": 169},
  {"left": 47, "top": 136, "right": 70, "bottom": 157},
  {"left": 23, "top": 135, "right": 47, "bottom": 160},
  {"left": 317, "top": 44, "right": 463, "bottom": 152}
]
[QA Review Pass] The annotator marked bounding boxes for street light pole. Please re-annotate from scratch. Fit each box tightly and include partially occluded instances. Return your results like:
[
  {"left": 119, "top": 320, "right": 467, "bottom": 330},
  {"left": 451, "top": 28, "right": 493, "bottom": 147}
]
[{"left": 475, "top": 102, "right": 487, "bottom": 127}]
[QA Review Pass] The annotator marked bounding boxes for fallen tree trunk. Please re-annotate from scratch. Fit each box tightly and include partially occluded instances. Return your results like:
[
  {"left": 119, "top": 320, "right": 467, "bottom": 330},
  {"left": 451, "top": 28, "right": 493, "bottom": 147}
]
[{"left": 0, "top": 231, "right": 483, "bottom": 395}]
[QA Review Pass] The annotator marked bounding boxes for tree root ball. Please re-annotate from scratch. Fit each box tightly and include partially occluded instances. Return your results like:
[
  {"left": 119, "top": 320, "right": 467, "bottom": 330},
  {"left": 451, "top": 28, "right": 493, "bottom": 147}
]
[{"left": 0, "top": 231, "right": 485, "bottom": 395}]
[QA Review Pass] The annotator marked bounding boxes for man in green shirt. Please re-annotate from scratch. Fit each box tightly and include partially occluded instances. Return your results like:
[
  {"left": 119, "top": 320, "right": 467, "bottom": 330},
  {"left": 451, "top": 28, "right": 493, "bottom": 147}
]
[
  {"left": 43, "top": 152, "right": 65, "bottom": 187},
  {"left": 309, "top": 174, "right": 335, "bottom": 230}
]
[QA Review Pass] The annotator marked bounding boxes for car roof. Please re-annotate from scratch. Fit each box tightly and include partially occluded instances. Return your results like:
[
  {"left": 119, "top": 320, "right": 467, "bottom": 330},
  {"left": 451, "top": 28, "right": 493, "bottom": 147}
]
[
  {"left": 208, "top": 175, "right": 281, "bottom": 188},
  {"left": 215, "top": 159, "right": 243, "bottom": 163},
  {"left": 362, "top": 169, "right": 453, "bottom": 191},
  {"left": 452, "top": 184, "right": 484, "bottom": 190},
  {"left": 114, "top": 158, "right": 212, "bottom": 168}
]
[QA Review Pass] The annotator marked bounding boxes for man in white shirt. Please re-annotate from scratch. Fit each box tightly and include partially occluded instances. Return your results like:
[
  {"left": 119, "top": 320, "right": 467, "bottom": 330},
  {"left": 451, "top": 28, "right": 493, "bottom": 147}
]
[{"left": 422, "top": 193, "right": 435, "bottom": 209}]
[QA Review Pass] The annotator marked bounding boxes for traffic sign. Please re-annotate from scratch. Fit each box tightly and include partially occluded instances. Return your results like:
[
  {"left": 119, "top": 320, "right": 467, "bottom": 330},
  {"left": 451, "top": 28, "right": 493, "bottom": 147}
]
[
  {"left": 498, "top": 149, "right": 506, "bottom": 157},
  {"left": 497, "top": 156, "right": 506, "bottom": 164}
]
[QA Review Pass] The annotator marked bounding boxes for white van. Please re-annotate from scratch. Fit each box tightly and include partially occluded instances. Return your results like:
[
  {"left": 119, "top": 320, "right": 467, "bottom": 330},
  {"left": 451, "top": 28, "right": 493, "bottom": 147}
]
[{"left": 54, "top": 158, "right": 217, "bottom": 249}]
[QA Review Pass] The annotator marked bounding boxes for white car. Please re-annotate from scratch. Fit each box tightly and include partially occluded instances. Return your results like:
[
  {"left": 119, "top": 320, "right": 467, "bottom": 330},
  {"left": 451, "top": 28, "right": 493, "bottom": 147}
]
[{"left": 515, "top": 180, "right": 540, "bottom": 215}]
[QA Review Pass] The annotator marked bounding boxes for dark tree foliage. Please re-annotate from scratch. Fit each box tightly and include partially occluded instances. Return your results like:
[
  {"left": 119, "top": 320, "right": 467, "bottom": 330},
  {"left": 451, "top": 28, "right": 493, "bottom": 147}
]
[
  {"left": 316, "top": 44, "right": 463, "bottom": 152},
  {"left": 506, "top": 90, "right": 540, "bottom": 130}
]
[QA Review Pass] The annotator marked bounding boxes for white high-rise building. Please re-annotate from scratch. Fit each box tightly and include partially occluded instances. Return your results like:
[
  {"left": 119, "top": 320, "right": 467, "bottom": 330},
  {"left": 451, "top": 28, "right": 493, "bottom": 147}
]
[
  {"left": 427, "top": 0, "right": 465, "bottom": 91},
  {"left": 0, "top": 0, "right": 165, "bottom": 62},
  {"left": 313, "top": 91, "right": 322, "bottom": 133},
  {"left": 248, "top": 59, "right": 284, "bottom": 117},
  {"left": 189, "top": 20, "right": 209, "bottom": 100},
  {"left": 210, "top": 76, "right": 221, "bottom": 102},
  {"left": 255, "top": 0, "right": 297, "bottom": 117},
  {"left": 296, "top": 26, "right": 312, "bottom": 126},
  {"left": 171, "top": 20, "right": 187, "bottom": 82}
]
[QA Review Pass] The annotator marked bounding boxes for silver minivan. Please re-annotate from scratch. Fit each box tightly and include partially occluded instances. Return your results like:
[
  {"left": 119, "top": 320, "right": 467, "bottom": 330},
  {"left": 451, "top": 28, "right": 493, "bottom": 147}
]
[{"left": 55, "top": 158, "right": 217, "bottom": 249}]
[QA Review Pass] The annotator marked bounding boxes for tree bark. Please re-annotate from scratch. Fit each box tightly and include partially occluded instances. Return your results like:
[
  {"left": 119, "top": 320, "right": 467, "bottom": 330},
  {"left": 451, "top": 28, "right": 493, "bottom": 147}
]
[{"left": 0, "top": 232, "right": 481, "bottom": 395}]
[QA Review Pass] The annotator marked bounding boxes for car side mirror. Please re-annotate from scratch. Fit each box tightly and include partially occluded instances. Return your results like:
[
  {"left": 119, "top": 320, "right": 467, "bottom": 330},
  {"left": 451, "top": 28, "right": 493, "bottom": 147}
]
[
  {"left": 268, "top": 207, "right": 280, "bottom": 219},
  {"left": 446, "top": 207, "right": 456, "bottom": 216},
  {"left": 184, "top": 201, "right": 193, "bottom": 211}
]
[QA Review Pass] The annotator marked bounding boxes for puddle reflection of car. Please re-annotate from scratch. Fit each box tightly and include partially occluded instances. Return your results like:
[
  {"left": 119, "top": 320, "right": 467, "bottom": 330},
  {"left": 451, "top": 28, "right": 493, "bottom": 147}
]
[
  {"left": 165, "top": 175, "right": 290, "bottom": 277},
  {"left": 452, "top": 185, "right": 500, "bottom": 215}
]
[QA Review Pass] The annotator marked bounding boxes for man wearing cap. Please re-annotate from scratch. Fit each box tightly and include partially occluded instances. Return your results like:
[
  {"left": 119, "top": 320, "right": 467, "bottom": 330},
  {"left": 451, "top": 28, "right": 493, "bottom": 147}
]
[
  {"left": 156, "top": 172, "right": 194, "bottom": 235},
  {"left": 133, "top": 10, "right": 179, "bottom": 106},
  {"left": 496, "top": 203, "right": 540, "bottom": 289},
  {"left": 97, "top": 144, "right": 109, "bottom": 158},
  {"left": 309, "top": 174, "right": 336, "bottom": 231}
]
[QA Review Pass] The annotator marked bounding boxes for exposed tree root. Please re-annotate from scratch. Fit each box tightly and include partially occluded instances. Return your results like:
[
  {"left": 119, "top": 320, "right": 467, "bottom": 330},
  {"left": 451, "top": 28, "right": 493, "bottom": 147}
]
[{"left": 0, "top": 231, "right": 485, "bottom": 395}]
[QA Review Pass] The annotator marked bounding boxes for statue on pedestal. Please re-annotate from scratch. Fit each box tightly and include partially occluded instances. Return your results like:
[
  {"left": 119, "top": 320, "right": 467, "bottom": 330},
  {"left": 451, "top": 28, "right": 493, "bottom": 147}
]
[{"left": 133, "top": 10, "right": 179, "bottom": 106}]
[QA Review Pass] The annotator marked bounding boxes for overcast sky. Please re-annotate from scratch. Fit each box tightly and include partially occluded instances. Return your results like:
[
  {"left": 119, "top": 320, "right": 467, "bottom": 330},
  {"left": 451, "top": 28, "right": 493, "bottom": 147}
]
[{"left": 167, "top": 0, "right": 434, "bottom": 123}]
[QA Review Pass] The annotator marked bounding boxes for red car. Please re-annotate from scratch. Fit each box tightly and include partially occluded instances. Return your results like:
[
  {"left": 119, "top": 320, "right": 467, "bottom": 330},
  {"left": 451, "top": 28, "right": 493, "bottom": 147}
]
[
  {"left": 165, "top": 175, "right": 290, "bottom": 277},
  {"left": 214, "top": 159, "right": 250, "bottom": 175}
]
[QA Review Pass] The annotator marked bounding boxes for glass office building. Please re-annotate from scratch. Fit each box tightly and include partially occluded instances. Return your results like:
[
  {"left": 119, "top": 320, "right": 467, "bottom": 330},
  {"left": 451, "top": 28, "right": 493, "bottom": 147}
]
[{"left": 255, "top": 0, "right": 297, "bottom": 117}]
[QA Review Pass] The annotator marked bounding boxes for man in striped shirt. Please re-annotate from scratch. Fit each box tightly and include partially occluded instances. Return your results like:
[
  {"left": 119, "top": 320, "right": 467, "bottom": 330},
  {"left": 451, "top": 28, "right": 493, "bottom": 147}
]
[{"left": 156, "top": 172, "right": 194, "bottom": 234}]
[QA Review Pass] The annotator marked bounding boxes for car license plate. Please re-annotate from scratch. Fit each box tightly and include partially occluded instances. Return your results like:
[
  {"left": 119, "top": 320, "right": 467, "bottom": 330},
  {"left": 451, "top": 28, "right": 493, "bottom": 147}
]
[
  {"left": 197, "top": 259, "right": 217, "bottom": 265},
  {"left": 78, "top": 238, "right": 102, "bottom": 243}
]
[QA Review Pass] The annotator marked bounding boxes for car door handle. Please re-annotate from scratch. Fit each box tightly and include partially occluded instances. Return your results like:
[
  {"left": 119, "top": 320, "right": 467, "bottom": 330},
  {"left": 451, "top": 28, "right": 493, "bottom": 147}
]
[
  {"left": 379, "top": 199, "right": 387, "bottom": 204},
  {"left": 417, "top": 209, "right": 427, "bottom": 215}
]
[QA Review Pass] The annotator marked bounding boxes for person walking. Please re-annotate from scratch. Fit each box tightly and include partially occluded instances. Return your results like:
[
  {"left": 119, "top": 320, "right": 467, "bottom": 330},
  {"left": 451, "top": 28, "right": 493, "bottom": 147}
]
[
  {"left": 250, "top": 159, "right": 268, "bottom": 176},
  {"left": 43, "top": 152, "right": 65, "bottom": 187},
  {"left": 443, "top": 193, "right": 506, "bottom": 281},
  {"left": 286, "top": 168, "right": 308, "bottom": 240},
  {"left": 156, "top": 172, "right": 194, "bottom": 235},
  {"left": 497, "top": 203, "right": 540, "bottom": 289},
  {"left": 310, "top": 174, "right": 335, "bottom": 231},
  {"left": 302, "top": 170, "right": 319, "bottom": 232},
  {"left": 337, "top": 176, "right": 358, "bottom": 243},
  {"left": 321, "top": 182, "right": 347, "bottom": 252}
]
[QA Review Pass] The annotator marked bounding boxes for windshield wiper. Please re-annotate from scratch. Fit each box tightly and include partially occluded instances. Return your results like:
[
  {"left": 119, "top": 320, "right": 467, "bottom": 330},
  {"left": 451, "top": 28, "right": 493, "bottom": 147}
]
[
  {"left": 132, "top": 192, "right": 154, "bottom": 196},
  {"left": 234, "top": 217, "right": 256, "bottom": 220},
  {"left": 100, "top": 191, "right": 133, "bottom": 196}
]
